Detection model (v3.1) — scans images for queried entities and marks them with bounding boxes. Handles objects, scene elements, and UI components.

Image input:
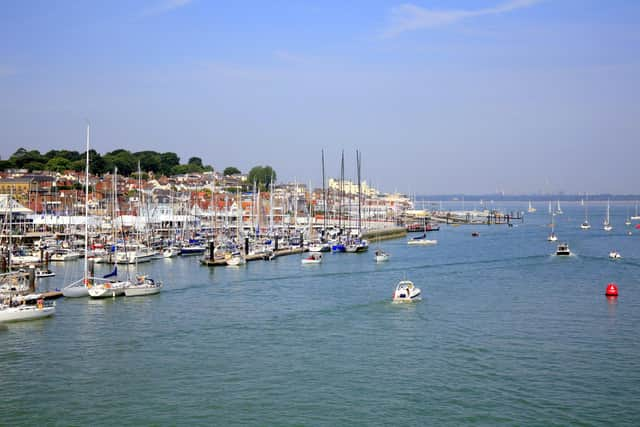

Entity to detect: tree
[188,157,203,167]
[45,157,72,173]
[248,165,276,190]
[223,166,241,176]
[159,152,180,176]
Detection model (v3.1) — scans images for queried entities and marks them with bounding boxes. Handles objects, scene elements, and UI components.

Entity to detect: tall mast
[356,149,362,233]
[83,123,90,282]
[321,149,326,239]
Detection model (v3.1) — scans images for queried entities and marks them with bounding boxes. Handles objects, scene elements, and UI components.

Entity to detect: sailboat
[580,195,591,230]
[631,202,640,220]
[555,200,563,215]
[527,201,536,213]
[603,200,612,232]
[547,212,558,242]
[62,125,93,298]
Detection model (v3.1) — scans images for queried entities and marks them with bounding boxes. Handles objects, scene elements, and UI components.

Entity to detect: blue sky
[1,0,639,194]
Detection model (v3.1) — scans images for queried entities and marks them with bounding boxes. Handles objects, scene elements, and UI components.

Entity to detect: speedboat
[392,280,421,302]
[555,243,571,256]
[301,252,322,264]
[125,275,162,296]
[0,300,56,323]
[408,234,437,245]
[609,251,622,260]
[374,249,389,262]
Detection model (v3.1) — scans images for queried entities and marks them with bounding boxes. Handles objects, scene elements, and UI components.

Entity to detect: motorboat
[0,300,56,323]
[162,246,180,258]
[179,244,207,256]
[392,280,421,302]
[374,249,390,262]
[555,243,571,256]
[345,240,369,253]
[609,251,622,260]
[301,252,322,264]
[226,251,245,266]
[35,268,55,278]
[471,232,480,237]
[50,249,81,262]
[125,275,162,297]
[407,234,437,245]
[308,240,331,253]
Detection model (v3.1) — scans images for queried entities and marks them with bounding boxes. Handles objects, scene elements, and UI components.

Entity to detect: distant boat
[608,250,622,260]
[555,200,563,215]
[556,242,571,256]
[392,280,421,302]
[603,200,612,232]
[527,201,536,213]
[301,252,322,264]
[407,234,438,245]
[374,249,390,262]
[631,202,640,220]
[580,196,591,230]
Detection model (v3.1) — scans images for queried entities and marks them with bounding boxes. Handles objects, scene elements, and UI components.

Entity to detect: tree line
[0,148,278,188]
[0,148,213,176]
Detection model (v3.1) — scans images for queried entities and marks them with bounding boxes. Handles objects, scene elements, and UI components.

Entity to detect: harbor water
[2,202,640,425]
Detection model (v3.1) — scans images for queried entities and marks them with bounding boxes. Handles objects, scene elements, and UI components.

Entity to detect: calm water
[2,202,640,426]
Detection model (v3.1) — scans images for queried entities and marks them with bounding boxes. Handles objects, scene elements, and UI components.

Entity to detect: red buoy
[605,283,619,297]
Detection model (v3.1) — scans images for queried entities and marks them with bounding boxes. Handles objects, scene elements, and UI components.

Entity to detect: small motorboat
[392,280,421,302]
[301,252,322,264]
[471,232,480,237]
[374,249,389,262]
[555,242,571,256]
[609,251,622,260]
[35,268,56,278]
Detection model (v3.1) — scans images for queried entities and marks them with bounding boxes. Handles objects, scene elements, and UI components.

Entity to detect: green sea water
[2,202,640,426]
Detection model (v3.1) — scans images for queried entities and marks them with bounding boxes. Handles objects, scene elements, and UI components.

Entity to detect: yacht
[555,243,571,256]
[392,280,421,302]
[87,278,129,298]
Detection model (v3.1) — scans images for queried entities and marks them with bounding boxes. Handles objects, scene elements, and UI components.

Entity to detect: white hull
[0,304,55,323]
[226,256,245,266]
[62,279,89,298]
[125,284,162,296]
[408,239,437,245]
[374,254,390,262]
[88,281,128,298]
[392,280,421,302]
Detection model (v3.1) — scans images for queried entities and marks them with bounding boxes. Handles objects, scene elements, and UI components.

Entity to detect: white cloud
[143,0,192,16]
[383,0,543,38]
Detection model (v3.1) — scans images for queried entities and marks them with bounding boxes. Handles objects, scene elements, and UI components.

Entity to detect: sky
[1,0,639,194]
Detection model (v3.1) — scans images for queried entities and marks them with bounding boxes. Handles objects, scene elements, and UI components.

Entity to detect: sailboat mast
[321,149,326,239]
[84,124,90,282]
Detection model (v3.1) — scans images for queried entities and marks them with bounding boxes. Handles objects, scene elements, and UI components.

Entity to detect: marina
[2,201,640,425]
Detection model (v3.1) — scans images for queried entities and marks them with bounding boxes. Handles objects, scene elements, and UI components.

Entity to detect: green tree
[188,157,203,168]
[159,152,180,176]
[223,166,241,176]
[45,157,72,173]
[248,165,276,190]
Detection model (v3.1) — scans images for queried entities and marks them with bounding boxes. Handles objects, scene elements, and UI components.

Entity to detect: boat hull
[0,305,56,323]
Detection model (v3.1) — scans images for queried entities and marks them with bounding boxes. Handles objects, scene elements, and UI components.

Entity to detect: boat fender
[37,299,44,309]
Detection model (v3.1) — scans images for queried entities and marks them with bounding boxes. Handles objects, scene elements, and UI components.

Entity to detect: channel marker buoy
[605,283,619,297]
